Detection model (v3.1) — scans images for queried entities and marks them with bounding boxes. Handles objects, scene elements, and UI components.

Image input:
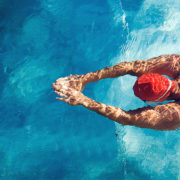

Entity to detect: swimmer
[53,54,180,131]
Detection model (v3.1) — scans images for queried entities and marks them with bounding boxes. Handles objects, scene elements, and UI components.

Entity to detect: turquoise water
[1,0,180,179]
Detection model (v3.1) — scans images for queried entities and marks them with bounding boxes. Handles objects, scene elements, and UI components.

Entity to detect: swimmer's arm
[80,96,180,130]
[55,88,180,130]
[53,54,179,92]
[82,98,180,130]
[127,103,180,130]
[81,54,179,85]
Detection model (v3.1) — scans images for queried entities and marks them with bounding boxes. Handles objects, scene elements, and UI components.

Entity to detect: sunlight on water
[109,0,180,179]
[1,0,180,179]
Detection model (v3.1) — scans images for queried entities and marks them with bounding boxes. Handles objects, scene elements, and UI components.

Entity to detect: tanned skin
[53,54,180,131]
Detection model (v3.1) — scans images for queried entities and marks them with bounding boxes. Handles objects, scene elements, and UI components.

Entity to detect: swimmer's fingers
[54,90,70,103]
[58,88,73,97]
[53,82,69,91]
[55,97,78,106]
[54,74,85,91]
[56,97,66,101]
[54,89,78,105]
[56,88,84,106]
[54,90,68,98]
[55,91,71,104]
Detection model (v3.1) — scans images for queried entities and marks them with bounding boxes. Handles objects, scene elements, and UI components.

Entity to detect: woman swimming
[53,54,180,131]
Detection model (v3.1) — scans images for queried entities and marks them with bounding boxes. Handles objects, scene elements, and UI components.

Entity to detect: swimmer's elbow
[138,114,180,131]
[155,116,180,130]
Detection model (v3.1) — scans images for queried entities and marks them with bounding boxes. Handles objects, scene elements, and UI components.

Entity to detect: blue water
[1,0,180,179]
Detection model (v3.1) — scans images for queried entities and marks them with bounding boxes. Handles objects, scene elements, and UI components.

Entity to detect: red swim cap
[133,73,175,102]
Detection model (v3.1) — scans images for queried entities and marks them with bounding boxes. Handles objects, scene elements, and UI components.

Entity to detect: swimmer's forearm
[81,60,145,85]
[81,96,133,125]
[82,62,132,85]
[81,96,151,129]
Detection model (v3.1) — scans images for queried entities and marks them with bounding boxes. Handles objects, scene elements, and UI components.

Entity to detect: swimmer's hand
[53,74,85,92]
[54,87,85,106]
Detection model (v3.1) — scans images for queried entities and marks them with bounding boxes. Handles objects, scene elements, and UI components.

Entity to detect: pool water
[1,0,180,179]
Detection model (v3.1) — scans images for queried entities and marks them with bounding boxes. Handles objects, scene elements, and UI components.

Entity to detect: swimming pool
[1,0,180,179]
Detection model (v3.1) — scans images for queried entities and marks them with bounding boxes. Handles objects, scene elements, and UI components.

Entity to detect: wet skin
[53,54,180,131]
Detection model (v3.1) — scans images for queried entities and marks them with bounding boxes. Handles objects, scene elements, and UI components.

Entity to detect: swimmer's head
[133,73,175,102]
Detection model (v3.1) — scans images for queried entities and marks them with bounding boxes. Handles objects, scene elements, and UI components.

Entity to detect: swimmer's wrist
[80,95,98,108]
[81,96,91,107]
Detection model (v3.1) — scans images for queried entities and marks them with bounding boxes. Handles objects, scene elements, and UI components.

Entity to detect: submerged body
[53,54,180,131]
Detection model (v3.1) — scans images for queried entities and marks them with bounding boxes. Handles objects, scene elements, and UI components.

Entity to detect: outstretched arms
[53,54,180,131]
[54,85,180,131]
